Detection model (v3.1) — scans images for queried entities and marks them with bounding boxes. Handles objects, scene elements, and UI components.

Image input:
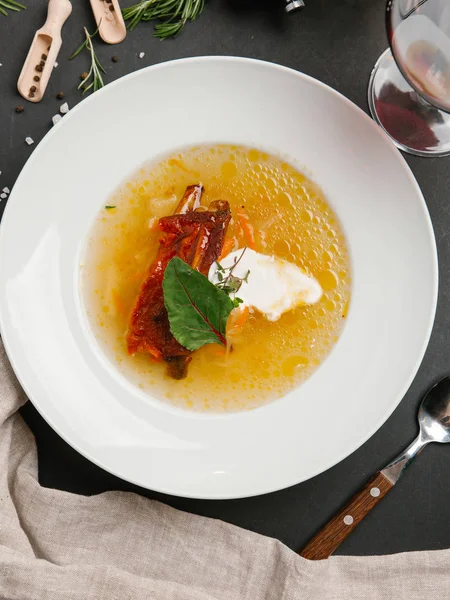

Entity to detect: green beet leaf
[162,257,235,351]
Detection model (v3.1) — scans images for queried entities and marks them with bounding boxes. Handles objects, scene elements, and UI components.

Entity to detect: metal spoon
[300,376,450,560]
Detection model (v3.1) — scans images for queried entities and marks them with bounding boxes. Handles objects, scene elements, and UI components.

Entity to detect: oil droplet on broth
[273,239,291,258]
[221,161,238,178]
[276,191,294,210]
[317,269,339,291]
[324,299,336,312]
[82,144,351,413]
[282,356,309,377]
[301,209,313,222]
[248,149,260,162]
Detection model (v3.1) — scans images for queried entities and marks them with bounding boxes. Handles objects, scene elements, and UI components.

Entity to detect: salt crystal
[52,114,62,126]
[54,62,58,68]
[0,64,2,67]
[2,187,10,194]
[0,193,7,200]
[139,52,145,59]
[25,137,34,145]
[59,102,69,114]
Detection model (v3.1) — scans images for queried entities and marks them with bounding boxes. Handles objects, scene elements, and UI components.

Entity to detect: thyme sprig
[215,248,250,306]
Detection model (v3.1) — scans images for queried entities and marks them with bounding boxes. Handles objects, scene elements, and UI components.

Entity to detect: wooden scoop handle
[46,0,72,35]
[299,472,394,560]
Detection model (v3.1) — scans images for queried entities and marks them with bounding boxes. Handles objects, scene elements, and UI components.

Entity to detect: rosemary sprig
[69,25,106,95]
[0,0,25,16]
[122,0,205,38]
[121,0,155,30]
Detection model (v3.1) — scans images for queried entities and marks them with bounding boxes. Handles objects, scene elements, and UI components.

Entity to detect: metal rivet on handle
[343,515,354,525]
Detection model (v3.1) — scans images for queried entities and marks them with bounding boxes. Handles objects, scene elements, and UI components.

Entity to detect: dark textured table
[1,0,449,556]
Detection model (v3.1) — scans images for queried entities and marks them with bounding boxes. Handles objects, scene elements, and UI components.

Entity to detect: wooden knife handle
[299,471,394,560]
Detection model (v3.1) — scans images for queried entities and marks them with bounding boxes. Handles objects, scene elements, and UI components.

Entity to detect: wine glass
[368,0,450,156]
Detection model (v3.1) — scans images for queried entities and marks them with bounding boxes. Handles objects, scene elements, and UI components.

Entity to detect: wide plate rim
[0,56,438,499]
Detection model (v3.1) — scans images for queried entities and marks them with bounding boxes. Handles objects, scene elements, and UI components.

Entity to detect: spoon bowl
[419,375,450,443]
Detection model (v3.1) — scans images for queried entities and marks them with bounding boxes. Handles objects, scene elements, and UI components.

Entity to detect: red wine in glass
[369,0,450,156]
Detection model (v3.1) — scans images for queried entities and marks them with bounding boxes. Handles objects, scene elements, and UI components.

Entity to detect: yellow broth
[81,145,351,412]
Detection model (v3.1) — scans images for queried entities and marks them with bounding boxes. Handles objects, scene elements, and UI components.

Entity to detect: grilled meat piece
[127,185,231,380]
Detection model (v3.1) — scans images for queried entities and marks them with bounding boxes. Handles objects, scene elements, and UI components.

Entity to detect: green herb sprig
[122,0,205,38]
[69,25,106,95]
[215,248,250,304]
[0,0,25,16]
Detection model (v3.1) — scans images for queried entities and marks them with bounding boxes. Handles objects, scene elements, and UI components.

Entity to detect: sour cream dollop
[208,248,322,321]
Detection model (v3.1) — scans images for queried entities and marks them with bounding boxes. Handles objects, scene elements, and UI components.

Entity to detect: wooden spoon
[89,0,126,45]
[17,0,72,103]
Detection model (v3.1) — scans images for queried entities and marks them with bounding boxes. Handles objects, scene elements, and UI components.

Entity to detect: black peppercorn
[112,55,119,63]
[81,72,88,80]
[15,105,24,113]
[33,75,40,82]
[41,53,47,60]
[56,91,65,100]
[30,85,37,92]
[36,64,43,72]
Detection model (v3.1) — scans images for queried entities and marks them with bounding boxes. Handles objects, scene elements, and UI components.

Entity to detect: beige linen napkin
[0,340,448,600]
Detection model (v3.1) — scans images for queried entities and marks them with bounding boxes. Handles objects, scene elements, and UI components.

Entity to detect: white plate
[0,57,438,499]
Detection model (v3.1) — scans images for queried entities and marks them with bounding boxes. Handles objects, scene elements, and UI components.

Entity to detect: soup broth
[82,145,351,412]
